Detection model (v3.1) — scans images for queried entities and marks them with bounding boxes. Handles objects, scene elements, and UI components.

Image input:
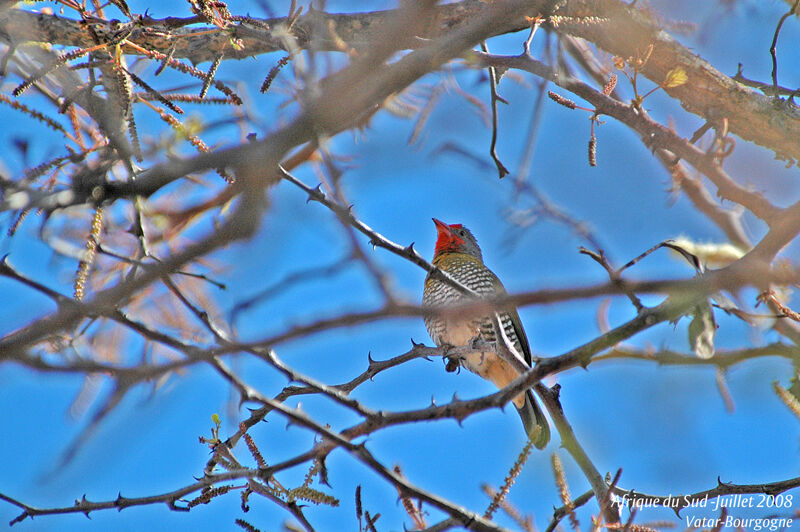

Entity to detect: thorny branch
[1,0,798,160]
[475,51,784,223]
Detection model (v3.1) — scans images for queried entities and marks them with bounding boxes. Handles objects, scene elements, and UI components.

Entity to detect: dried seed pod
[261,54,291,94]
[548,91,577,110]
[603,73,618,95]
[200,53,223,100]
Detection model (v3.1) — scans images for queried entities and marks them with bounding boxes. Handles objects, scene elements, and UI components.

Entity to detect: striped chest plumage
[422,252,526,363]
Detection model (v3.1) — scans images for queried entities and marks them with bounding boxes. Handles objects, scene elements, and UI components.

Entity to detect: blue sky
[1,1,799,530]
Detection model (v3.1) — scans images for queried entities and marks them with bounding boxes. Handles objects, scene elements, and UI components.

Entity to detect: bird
[422,218,550,448]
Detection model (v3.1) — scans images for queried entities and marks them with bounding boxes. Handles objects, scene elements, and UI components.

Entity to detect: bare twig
[770,0,800,90]
[480,41,509,178]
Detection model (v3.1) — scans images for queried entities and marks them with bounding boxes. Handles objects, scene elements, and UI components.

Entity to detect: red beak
[432,218,450,233]
[432,218,462,256]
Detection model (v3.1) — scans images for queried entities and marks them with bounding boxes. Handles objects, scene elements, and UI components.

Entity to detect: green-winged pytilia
[422,218,550,448]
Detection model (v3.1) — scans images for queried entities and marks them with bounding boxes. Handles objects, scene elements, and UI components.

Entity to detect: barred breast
[422,253,526,360]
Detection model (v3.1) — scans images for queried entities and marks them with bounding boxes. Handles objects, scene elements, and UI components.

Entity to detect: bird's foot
[441,344,461,373]
[445,357,461,373]
[469,335,483,350]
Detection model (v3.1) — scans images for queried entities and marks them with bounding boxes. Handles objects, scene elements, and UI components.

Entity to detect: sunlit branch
[474,51,781,223]
[596,344,800,368]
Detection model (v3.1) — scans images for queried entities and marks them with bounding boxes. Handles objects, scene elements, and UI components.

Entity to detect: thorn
[308,184,324,202]
[237,392,251,408]
[551,383,561,399]
[410,337,423,347]
[430,395,436,406]
[246,132,258,142]
[451,392,460,402]
[367,353,379,380]
[116,492,128,511]
[403,242,416,254]
[78,495,91,518]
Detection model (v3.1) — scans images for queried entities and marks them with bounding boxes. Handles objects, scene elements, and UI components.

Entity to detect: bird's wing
[506,307,532,367]
[481,267,533,368]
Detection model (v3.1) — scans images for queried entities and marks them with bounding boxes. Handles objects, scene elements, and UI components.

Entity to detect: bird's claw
[444,356,461,373]
[440,344,461,373]
[469,335,482,350]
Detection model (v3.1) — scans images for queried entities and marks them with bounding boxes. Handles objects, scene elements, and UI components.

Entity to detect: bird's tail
[516,390,550,449]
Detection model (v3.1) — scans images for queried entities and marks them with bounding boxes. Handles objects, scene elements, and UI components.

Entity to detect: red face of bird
[432,218,483,260]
